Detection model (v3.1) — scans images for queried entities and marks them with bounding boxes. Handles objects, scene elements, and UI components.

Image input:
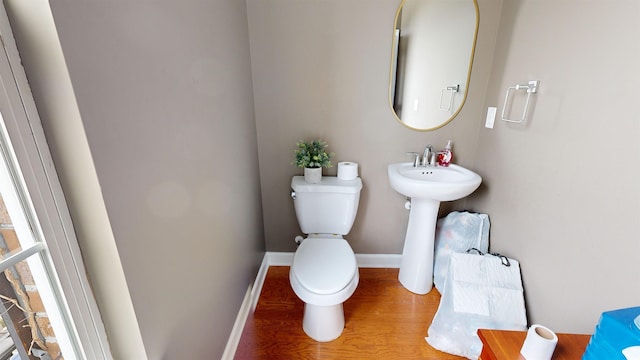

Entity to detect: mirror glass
[389,0,478,131]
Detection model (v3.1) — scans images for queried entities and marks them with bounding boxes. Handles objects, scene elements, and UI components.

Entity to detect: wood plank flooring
[234,266,463,359]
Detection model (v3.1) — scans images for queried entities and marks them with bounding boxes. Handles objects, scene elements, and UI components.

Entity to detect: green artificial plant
[293,139,334,168]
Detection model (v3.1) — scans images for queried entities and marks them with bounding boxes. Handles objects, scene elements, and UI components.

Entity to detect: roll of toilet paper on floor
[520,324,558,360]
[337,162,358,180]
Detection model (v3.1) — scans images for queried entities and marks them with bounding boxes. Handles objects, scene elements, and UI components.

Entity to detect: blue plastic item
[583,306,640,360]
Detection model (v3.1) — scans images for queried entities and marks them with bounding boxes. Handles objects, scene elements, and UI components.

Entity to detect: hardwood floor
[234,266,463,359]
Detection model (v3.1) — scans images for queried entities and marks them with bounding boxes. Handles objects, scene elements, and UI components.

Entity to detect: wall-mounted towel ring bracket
[500,80,540,123]
[439,84,460,112]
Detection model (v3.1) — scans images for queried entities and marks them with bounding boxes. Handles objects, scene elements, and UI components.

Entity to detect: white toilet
[289,175,362,342]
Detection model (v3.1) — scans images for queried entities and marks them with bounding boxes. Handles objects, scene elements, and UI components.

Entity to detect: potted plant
[293,139,333,183]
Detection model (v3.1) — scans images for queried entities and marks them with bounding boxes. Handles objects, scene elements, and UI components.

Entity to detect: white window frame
[0,113,78,358]
[0,5,112,360]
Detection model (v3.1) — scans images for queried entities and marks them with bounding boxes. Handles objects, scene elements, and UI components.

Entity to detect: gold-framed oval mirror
[389,0,479,131]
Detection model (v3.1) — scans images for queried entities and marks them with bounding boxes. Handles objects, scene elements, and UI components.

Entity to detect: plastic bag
[433,211,490,293]
[426,252,527,359]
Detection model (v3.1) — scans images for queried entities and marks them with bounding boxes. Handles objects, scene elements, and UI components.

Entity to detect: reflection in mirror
[389,0,479,131]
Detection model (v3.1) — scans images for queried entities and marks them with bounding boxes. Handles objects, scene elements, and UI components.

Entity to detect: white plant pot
[304,167,322,183]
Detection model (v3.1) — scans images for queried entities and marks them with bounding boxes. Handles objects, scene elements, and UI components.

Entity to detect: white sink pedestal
[398,198,440,294]
[387,162,482,295]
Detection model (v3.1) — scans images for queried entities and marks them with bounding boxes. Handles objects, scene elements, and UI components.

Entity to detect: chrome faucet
[422,145,433,166]
[406,152,420,167]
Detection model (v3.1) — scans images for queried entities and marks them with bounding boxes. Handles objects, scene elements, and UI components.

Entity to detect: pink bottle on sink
[437,140,453,167]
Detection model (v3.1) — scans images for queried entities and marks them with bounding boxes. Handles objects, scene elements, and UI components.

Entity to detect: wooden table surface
[478,329,591,360]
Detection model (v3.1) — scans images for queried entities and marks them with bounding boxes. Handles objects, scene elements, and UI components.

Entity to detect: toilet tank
[291,176,362,235]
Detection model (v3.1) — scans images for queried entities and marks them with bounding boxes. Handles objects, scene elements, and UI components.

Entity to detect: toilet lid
[292,238,357,295]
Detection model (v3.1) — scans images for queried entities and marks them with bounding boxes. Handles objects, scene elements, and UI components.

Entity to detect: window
[0,119,76,358]
[0,7,112,360]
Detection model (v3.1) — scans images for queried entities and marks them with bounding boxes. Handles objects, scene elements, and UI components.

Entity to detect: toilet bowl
[289,236,359,342]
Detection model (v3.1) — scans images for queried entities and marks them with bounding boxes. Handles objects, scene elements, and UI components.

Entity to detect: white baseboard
[264,251,294,266]
[250,254,271,310]
[355,253,402,268]
[221,286,252,360]
[262,251,402,268]
[222,251,401,359]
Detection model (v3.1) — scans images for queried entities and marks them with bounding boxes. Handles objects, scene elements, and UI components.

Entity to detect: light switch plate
[485,107,497,128]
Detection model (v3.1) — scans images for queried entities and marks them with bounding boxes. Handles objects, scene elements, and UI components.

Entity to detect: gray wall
[468,0,640,334]
[8,0,265,358]
[247,0,502,253]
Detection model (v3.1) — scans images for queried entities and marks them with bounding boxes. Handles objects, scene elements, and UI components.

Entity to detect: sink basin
[387,162,482,294]
[388,162,482,202]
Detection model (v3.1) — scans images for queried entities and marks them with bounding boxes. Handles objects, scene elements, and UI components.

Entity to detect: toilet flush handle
[291,189,296,200]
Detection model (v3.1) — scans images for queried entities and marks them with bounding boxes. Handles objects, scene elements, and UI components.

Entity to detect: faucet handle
[406,152,420,167]
[429,152,438,166]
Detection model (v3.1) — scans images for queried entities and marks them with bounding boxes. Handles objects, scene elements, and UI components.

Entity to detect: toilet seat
[291,237,357,295]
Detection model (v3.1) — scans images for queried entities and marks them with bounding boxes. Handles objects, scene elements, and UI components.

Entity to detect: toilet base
[302,303,345,342]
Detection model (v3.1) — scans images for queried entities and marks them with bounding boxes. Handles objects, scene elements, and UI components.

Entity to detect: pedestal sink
[388,162,482,294]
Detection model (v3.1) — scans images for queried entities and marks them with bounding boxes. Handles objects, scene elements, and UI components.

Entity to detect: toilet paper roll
[337,162,358,180]
[520,324,558,360]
